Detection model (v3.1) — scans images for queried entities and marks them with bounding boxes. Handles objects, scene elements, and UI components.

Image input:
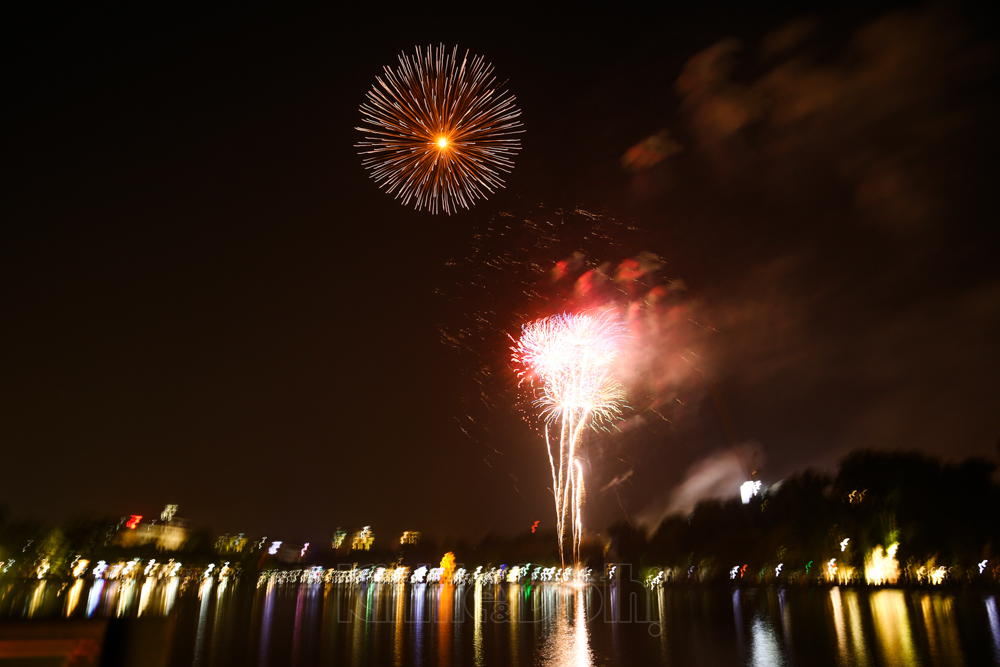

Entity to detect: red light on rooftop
[126,515,142,529]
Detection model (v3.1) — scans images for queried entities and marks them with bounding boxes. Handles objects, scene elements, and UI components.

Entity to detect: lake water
[6,576,1000,666]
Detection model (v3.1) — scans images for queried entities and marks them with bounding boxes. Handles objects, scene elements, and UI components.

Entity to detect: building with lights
[115,518,189,551]
[352,526,374,551]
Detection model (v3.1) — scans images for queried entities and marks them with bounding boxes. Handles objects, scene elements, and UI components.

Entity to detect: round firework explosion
[356,44,523,215]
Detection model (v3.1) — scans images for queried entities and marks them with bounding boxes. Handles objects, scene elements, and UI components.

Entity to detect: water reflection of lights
[27,580,47,617]
[438,583,454,667]
[473,583,484,667]
[919,593,965,665]
[164,576,180,615]
[7,572,993,665]
[986,596,1000,665]
[65,578,85,617]
[394,584,405,667]
[749,612,783,667]
[537,587,593,667]
[830,587,868,667]
[870,590,917,666]
[258,580,277,667]
[116,579,136,617]
[137,576,155,616]
[86,579,105,617]
[193,577,214,667]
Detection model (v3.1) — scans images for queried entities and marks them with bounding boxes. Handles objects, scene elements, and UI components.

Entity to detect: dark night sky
[2,2,998,545]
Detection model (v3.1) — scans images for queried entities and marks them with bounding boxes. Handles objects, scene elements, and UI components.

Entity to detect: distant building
[332,529,348,549]
[400,531,421,546]
[216,533,248,554]
[352,526,374,551]
[116,519,189,551]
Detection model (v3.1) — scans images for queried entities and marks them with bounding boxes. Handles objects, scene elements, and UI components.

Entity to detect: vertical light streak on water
[845,589,870,666]
[394,584,405,667]
[749,611,785,667]
[453,584,464,666]
[320,583,342,665]
[258,580,276,667]
[104,581,120,618]
[116,579,135,618]
[350,586,367,667]
[537,587,593,667]
[508,584,519,667]
[532,585,542,653]
[413,584,426,667]
[778,588,793,657]
[438,584,454,667]
[365,585,375,663]
[192,577,214,667]
[473,583,484,667]
[163,577,180,615]
[831,587,850,664]
[986,596,1000,665]
[291,583,308,667]
[372,584,386,666]
[870,590,916,666]
[919,594,963,667]
[921,595,941,663]
[306,582,322,664]
[656,588,668,663]
[86,579,105,617]
[26,580,47,618]
[732,589,746,657]
[573,588,593,667]
[65,579,84,617]
[610,583,621,660]
[209,577,228,667]
[137,577,154,617]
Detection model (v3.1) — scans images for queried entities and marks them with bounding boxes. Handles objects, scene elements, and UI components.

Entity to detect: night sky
[3,2,998,546]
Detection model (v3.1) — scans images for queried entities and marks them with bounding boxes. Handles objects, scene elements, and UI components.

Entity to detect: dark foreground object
[0,618,174,667]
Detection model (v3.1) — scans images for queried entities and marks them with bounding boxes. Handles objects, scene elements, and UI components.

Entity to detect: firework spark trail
[356,44,523,214]
[512,311,626,566]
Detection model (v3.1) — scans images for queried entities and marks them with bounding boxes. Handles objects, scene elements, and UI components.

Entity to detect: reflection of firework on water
[513,310,625,566]
[356,44,523,215]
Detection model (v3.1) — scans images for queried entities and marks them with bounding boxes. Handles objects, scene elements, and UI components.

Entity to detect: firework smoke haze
[356,44,523,214]
[513,310,626,565]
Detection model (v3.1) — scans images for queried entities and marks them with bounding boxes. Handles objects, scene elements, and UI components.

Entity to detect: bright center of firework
[437,136,449,149]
